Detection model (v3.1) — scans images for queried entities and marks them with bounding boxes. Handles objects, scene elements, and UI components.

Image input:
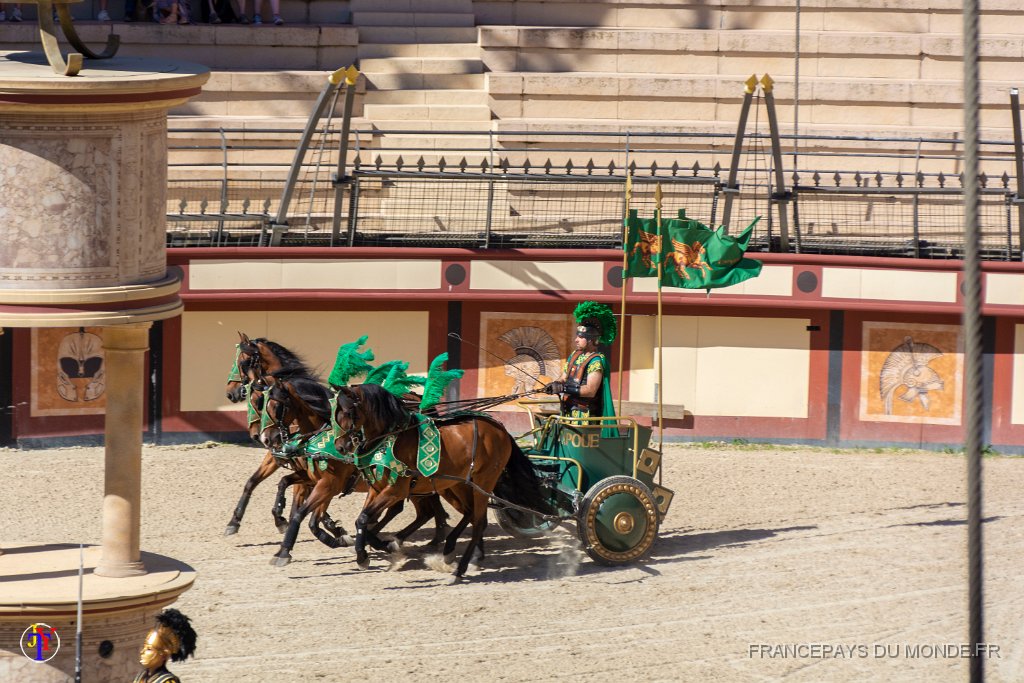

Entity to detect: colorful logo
[21,623,60,663]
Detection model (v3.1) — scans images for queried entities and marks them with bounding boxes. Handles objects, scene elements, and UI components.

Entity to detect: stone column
[95,322,152,578]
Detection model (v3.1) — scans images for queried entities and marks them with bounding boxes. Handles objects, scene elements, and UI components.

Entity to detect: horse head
[225,332,253,402]
[245,381,265,442]
[332,386,364,454]
[332,384,411,454]
[261,376,331,450]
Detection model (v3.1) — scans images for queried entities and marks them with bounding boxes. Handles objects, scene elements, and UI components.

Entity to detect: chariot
[498,398,674,565]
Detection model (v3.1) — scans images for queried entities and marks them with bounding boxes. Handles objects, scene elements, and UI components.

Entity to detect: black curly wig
[155,608,197,662]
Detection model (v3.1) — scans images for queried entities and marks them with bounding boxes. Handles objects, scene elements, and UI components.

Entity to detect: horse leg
[439,488,473,564]
[271,477,334,566]
[286,478,310,531]
[453,490,491,581]
[272,472,304,533]
[354,484,408,569]
[225,451,279,535]
[308,473,355,548]
[368,500,406,552]
[391,494,448,548]
[320,511,342,539]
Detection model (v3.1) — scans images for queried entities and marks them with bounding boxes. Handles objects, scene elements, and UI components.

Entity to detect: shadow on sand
[282,523,819,585]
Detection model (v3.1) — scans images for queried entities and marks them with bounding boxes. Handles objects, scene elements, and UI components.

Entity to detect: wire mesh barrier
[165,126,1024,259]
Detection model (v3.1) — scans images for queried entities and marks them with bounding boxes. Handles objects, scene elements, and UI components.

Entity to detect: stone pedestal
[0,545,195,682]
[0,52,208,681]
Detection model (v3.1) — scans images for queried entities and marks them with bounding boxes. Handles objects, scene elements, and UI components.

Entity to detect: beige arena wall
[1015,324,1024,426]
[180,309,429,412]
[629,314,811,418]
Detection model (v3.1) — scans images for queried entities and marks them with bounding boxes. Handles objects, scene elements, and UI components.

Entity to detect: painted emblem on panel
[498,326,562,394]
[879,337,944,414]
[31,327,108,417]
[478,312,574,410]
[860,322,962,425]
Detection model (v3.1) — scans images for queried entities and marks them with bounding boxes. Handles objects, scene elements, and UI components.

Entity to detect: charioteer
[544,301,617,422]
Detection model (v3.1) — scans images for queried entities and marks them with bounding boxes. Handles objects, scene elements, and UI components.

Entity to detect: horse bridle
[332,390,365,453]
[332,387,419,456]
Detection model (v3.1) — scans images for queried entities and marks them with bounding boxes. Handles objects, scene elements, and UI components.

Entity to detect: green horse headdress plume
[573,301,617,345]
[419,352,464,410]
[365,360,426,397]
[328,336,375,388]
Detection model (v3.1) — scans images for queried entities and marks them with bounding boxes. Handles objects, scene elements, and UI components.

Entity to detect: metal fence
[166,126,1024,260]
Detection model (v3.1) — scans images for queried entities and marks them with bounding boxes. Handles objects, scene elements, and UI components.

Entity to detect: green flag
[661,216,763,290]
[623,209,661,278]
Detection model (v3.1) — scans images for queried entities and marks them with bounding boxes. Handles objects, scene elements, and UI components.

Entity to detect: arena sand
[3,442,1023,682]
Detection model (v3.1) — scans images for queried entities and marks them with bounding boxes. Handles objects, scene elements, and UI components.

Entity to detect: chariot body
[498,398,674,565]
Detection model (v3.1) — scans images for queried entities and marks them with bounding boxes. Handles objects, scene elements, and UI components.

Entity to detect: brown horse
[262,375,450,566]
[223,334,325,537]
[334,383,550,580]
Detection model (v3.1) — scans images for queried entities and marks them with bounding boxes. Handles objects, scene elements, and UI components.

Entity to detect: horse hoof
[356,556,370,570]
[446,574,465,585]
[223,524,240,536]
[276,522,289,534]
[339,534,355,548]
[443,551,457,565]
[387,540,402,554]
[269,555,291,567]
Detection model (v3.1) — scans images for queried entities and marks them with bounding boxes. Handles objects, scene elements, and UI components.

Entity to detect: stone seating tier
[6,14,1019,180]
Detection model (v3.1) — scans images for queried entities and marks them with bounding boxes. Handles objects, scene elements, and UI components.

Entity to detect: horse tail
[492,438,554,516]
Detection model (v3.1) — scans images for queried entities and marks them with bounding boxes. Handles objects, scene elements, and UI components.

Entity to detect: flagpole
[617,172,633,417]
[655,183,664,453]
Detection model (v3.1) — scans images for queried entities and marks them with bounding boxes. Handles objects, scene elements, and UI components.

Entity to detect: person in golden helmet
[133,608,197,683]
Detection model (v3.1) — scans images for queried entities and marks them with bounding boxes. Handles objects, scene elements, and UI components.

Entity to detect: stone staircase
[352,0,491,163]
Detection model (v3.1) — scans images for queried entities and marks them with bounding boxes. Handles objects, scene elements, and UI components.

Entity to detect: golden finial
[760,74,774,93]
[745,74,758,94]
[625,172,633,202]
[330,65,360,86]
[655,183,663,210]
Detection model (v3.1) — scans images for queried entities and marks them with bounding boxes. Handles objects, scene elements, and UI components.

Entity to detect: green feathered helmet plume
[420,353,464,410]
[573,301,617,345]
[328,336,375,388]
